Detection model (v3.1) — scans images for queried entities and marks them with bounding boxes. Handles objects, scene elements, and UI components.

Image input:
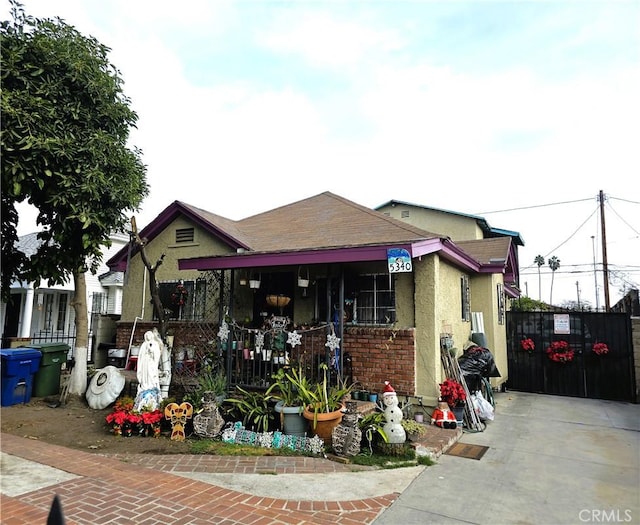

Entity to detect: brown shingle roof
[235,192,442,252]
[456,237,512,265]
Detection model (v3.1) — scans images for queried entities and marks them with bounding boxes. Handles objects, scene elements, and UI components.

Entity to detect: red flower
[520,338,535,352]
[546,340,575,363]
[141,410,162,425]
[592,342,609,356]
[439,379,466,407]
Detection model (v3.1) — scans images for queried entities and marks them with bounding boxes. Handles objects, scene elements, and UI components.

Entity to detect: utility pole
[575,281,581,309]
[591,235,600,311]
[599,190,611,312]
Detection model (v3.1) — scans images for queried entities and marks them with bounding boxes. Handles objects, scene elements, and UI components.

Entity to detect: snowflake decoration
[307,435,325,454]
[257,431,274,448]
[217,320,229,343]
[287,330,302,348]
[254,331,265,352]
[325,333,341,351]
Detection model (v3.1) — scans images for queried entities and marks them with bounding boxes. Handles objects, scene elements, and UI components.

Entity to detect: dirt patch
[0,395,193,455]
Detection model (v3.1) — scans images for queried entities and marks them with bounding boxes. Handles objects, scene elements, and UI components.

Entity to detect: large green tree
[1,2,148,394]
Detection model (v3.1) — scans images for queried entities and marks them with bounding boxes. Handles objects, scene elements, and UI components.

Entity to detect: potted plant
[358,411,388,455]
[196,366,227,405]
[299,364,353,445]
[439,378,466,408]
[224,386,274,433]
[265,366,309,437]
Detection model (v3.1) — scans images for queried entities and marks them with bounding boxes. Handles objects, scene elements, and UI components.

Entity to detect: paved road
[374,390,640,525]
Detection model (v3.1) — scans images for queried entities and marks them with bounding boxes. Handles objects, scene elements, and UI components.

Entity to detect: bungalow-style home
[0,232,129,366]
[107,192,523,405]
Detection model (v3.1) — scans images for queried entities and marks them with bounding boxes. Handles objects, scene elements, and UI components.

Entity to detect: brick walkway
[0,433,398,524]
[1,421,461,524]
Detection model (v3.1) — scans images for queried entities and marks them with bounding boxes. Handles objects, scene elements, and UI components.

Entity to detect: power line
[477,197,594,215]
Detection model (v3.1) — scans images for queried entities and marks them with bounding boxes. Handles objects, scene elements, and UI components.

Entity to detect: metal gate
[506,311,635,402]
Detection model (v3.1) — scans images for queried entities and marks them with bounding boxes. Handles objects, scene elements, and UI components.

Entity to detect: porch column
[19,283,35,338]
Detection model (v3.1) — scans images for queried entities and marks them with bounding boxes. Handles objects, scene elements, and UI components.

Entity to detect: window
[56,294,68,331]
[461,275,470,322]
[401,210,410,218]
[175,228,195,243]
[497,283,505,325]
[157,279,207,321]
[353,274,396,325]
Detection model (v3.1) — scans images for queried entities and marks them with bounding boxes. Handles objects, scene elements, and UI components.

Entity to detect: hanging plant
[520,338,535,352]
[546,340,575,363]
[592,342,610,356]
[171,281,188,306]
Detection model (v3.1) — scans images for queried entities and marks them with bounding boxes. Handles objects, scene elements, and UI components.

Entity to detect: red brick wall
[343,327,416,396]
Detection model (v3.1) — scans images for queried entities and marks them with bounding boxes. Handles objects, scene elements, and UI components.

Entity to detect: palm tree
[534,255,545,301]
[548,256,561,306]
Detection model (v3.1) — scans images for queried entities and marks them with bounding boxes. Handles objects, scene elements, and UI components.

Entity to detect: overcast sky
[7,0,640,308]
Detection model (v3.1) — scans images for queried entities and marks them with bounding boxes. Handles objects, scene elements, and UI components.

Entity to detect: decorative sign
[387,248,412,273]
[553,314,571,335]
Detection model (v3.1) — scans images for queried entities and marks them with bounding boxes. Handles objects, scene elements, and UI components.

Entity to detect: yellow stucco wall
[122,217,234,321]
[412,255,477,404]
[469,273,508,387]
[378,205,484,241]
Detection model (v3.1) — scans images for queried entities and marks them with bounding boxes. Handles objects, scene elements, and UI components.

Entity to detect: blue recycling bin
[0,348,42,406]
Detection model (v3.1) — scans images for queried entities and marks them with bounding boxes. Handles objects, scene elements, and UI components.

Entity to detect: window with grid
[157,279,207,321]
[461,275,471,322]
[353,274,396,325]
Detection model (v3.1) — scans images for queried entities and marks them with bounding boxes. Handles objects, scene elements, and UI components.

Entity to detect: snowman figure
[382,381,406,444]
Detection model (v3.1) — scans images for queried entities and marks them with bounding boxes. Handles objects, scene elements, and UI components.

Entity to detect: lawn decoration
[381,381,406,444]
[164,402,193,441]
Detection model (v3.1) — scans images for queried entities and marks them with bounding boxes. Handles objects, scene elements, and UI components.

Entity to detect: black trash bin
[29,343,70,397]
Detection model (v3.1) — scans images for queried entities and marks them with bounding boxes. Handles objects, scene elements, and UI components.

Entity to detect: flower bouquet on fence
[520,338,535,352]
[545,341,575,363]
[592,342,609,356]
[439,378,466,408]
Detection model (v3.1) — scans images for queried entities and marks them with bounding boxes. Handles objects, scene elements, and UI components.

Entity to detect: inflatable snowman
[382,381,406,444]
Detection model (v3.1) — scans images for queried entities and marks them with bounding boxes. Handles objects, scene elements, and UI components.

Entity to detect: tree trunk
[68,269,88,395]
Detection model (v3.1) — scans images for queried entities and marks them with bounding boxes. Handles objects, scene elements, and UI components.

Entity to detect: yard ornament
[381,381,406,444]
[431,399,458,429]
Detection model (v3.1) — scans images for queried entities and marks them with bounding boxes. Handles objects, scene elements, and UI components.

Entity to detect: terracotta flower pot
[302,403,345,446]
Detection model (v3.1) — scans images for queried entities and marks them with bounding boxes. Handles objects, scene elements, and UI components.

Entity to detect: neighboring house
[108,192,523,404]
[0,232,129,365]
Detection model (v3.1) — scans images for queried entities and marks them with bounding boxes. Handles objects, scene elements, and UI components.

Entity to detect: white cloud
[259,11,405,68]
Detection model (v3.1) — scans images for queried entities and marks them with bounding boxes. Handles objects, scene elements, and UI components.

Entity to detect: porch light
[249,273,261,289]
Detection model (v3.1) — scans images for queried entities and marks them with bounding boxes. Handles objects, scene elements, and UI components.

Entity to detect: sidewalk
[0,421,460,524]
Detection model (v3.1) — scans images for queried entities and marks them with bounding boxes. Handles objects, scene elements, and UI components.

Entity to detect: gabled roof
[108,192,486,272]
[237,192,444,251]
[375,199,524,246]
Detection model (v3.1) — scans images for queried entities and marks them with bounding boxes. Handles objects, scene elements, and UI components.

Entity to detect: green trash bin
[29,343,70,397]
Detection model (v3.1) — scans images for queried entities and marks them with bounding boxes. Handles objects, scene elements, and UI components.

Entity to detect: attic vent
[401,210,410,218]
[175,228,195,243]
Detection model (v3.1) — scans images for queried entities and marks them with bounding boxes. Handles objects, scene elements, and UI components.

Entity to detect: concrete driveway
[374,390,640,525]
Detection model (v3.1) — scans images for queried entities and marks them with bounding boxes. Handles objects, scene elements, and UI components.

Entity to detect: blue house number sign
[387,248,412,273]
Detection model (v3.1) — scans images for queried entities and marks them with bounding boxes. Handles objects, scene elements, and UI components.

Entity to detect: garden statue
[381,381,406,444]
[193,392,225,438]
[134,330,163,412]
[157,329,172,399]
[431,399,458,429]
[332,400,362,457]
